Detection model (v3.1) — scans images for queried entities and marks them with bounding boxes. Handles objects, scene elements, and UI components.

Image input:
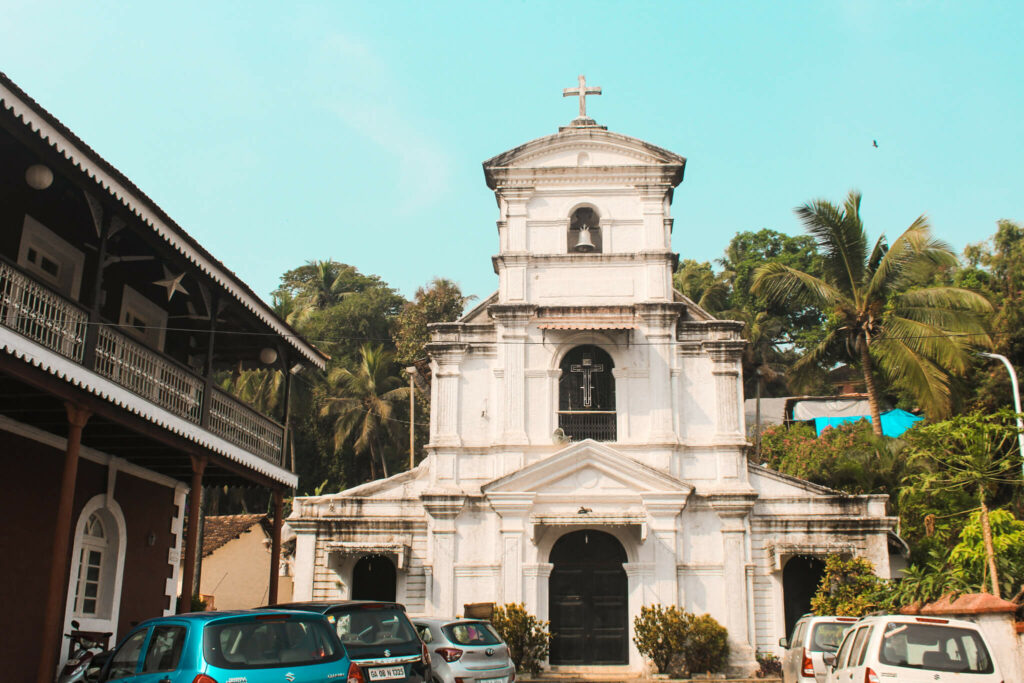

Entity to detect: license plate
[368,666,406,681]
[479,678,506,683]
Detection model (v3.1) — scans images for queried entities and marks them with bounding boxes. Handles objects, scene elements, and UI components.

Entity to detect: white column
[423,495,466,617]
[705,340,745,438]
[710,495,758,676]
[638,304,681,442]
[489,493,534,604]
[624,562,655,668]
[491,305,535,445]
[427,336,467,448]
[291,529,316,601]
[645,495,685,606]
[523,563,553,620]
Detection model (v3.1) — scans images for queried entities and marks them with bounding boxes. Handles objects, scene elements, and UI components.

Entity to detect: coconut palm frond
[895,287,994,314]
[880,316,978,375]
[796,193,868,295]
[752,262,843,310]
[874,335,953,418]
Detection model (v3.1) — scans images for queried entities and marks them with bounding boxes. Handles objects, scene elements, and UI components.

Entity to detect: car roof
[137,609,315,626]
[267,600,407,613]
[413,617,490,627]
[855,614,982,629]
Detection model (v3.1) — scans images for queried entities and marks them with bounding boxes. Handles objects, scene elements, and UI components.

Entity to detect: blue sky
[4,1,1022,304]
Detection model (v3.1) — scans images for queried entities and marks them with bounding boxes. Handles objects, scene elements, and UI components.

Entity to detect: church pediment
[483,128,685,188]
[483,440,693,498]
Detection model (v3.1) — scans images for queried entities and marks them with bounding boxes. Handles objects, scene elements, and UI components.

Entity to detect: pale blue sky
[4,1,1022,303]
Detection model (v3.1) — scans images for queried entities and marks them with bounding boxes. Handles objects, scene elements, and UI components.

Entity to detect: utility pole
[979,352,1024,477]
[406,366,417,470]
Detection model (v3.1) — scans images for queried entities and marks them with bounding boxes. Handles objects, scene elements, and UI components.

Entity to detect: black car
[268,601,431,683]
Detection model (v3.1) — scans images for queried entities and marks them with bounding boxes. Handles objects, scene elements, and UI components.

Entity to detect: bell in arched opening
[568,207,602,253]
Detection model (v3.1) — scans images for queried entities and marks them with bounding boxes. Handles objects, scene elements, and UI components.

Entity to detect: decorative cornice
[420,493,467,519]
[488,304,537,327]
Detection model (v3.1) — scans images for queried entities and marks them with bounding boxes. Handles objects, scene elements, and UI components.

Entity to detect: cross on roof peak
[563,74,602,121]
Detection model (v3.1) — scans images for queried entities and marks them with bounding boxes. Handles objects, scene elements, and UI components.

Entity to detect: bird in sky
[873,139,879,148]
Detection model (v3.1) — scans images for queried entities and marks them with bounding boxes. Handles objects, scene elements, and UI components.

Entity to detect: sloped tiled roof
[202,514,268,557]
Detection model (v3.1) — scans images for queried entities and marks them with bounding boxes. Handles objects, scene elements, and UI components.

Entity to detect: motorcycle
[57,621,111,683]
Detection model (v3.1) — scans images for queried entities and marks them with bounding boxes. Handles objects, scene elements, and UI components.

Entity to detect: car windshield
[810,622,853,652]
[878,622,994,673]
[442,622,502,646]
[330,606,419,657]
[203,616,343,670]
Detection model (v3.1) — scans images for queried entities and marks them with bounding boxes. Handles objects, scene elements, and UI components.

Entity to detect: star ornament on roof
[154,266,189,302]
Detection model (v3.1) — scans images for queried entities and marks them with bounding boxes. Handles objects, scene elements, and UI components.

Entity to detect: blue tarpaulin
[813,408,923,437]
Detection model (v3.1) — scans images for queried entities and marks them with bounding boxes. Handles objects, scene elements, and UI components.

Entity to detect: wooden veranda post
[38,403,91,683]
[268,489,284,605]
[179,455,206,612]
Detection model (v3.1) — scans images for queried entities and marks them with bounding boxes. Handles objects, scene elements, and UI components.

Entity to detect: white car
[823,614,1001,683]
[780,614,859,683]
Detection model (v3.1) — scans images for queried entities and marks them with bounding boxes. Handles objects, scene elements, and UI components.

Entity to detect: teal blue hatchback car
[94,610,361,683]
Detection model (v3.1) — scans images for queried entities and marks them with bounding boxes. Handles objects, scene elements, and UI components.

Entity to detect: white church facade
[290,83,897,675]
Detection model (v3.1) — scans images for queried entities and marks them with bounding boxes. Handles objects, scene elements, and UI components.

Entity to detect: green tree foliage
[904,409,1024,597]
[673,259,731,313]
[958,220,1024,411]
[753,190,992,429]
[632,605,730,676]
[489,603,551,675]
[758,421,915,511]
[949,509,1024,599]
[810,555,886,616]
[394,277,473,366]
[319,344,409,481]
[720,228,824,348]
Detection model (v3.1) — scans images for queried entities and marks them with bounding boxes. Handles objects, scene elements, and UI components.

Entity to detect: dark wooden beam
[178,455,206,613]
[268,489,284,605]
[37,403,90,683]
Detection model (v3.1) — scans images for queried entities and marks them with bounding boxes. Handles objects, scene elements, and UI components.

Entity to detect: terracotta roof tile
[202,514,268,558]
[900,592,1018,616]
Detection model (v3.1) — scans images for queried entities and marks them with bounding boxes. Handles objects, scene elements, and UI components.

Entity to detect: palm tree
[673,259,732,312]
[319,344,408,481]
[752,190,992,433]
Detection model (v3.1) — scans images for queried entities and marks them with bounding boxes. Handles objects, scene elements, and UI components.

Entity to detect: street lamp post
[979,352,1024,477]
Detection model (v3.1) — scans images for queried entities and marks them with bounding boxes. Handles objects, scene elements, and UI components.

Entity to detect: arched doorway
[351,554,397,602]
[782,556,826,638]
[549,530,628,665]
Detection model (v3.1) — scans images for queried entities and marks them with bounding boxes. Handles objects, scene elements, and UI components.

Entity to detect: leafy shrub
[756,651,782,678]
[810,555,886,616]
[633,605,729,676]
[490,603,551,674]
[632,604,688,674]
[684,614,730,674]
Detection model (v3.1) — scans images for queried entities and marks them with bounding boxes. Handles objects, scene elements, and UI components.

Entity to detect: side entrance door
[548,529,628,665]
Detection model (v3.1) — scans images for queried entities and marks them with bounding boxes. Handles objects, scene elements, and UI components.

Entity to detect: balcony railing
[209,387,284,466]
[94,326,205,423]
[0,260,284,467]
[558,411,617,442]
[0,261,88,361]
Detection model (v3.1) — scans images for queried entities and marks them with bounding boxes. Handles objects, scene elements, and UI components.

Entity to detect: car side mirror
[778,637,788,648]
[823,652,836,669]
[86,650,113,683]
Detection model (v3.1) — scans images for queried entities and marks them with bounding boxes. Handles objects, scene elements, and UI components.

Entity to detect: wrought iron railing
[0,261,88,361]
[558,411,617,442]
[94,326,205,423]
[0,259,285,467]
[208,388,285,465]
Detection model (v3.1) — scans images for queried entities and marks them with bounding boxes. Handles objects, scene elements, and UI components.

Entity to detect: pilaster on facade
[704,338,745,438]
[709,492,758,672]
[489,304,536,445]
[426,334,469,448]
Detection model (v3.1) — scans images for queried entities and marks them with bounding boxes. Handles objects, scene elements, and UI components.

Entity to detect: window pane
[108,629,148,680]
[83,598,97,614]
[143,625,187,673]
[204,617,344,669]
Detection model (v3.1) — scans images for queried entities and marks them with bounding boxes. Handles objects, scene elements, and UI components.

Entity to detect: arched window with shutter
[557,345,616,441]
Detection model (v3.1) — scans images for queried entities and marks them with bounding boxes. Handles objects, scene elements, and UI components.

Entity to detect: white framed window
[64,496,127,640]
[17,215,85,300]
[120,285,167,351]
[73,513,107,615]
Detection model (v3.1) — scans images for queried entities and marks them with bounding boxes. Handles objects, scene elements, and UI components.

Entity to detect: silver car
[780,614,858,683]
[414,618,516,683]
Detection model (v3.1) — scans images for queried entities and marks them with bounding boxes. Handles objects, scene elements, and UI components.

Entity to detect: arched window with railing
[558,345,616,441]
[568,207,602,253]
